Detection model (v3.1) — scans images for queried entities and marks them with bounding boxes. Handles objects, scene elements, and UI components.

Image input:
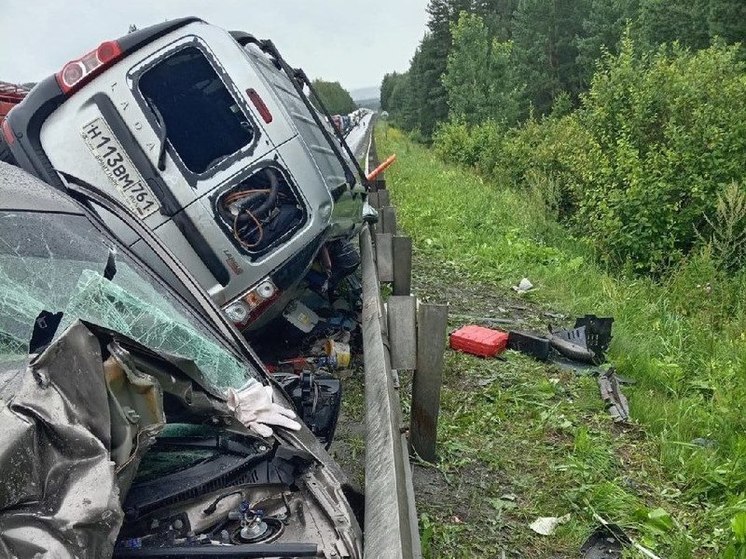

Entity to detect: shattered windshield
[0,210,256,391]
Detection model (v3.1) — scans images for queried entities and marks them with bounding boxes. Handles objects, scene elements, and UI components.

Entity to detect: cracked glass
[0,210,256,391]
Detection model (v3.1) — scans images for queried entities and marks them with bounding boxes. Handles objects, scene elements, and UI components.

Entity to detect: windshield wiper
[149,102,169,171]
[112,543,318,558]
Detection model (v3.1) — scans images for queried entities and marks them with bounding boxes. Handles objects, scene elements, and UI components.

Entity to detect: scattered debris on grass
[449,324,508,357]
[507,331,551,361]
[580,524,625,559]
[529,514,571,536]
[591,512,664,559]
[598,369,631,423]
[512,277,535,294]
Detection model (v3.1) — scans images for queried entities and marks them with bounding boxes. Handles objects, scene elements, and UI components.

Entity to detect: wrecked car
[2,17,367,336]
[0,162,362,558]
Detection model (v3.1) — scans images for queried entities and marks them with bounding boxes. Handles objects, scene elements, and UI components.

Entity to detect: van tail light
[223,277,279,329]
[56,40,123,95]
[246,88,273,123]
[2,120,14,145]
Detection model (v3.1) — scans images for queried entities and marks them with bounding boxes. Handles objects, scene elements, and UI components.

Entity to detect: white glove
[226,381,302,438]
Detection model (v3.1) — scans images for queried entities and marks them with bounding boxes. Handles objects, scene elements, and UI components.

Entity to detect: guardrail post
[410,303,448,462]
[388,295,417,370]
[381,206,397,235]
[392,236,413,296]
[376,233,394,282]
[377,189,390,208]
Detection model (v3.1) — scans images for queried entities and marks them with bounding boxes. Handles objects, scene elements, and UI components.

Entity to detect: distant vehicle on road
[0,82,28,125]
[2,18,368,334]
[0,82,29,162]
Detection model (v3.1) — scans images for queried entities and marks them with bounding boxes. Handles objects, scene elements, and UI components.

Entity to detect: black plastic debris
[274,370,341,449]
[598,368,630,422]
[548,314,614,365]
[548,325,597,364]
[580,524,626,559]
[506,315,614,370]
[547,353,602,376]
[575,315,614,357]
[507,331,550,361]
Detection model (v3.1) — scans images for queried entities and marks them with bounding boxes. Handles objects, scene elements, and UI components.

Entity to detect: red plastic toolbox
[449,325,509,357]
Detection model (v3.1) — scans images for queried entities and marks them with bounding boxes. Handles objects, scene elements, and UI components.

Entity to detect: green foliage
[576,38,746,272]
[512,0,590,114]
[697,182,746,273]
[383,0,746,142]
[386,72,413,129]
[636,0,711,51]
[383,0,472,140]
[433,119,503,175]
[725,513,746,558]
[379,124,746,557]
[380,72,401,111]
[310,79,356,115]
[575,0,640,86]
[434,38,746,274]
[708,0,746,48]
[436,113,606,220]
[442,12,524,126]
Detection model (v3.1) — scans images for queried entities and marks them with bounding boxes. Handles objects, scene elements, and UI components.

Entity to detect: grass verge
[377,124,746,558]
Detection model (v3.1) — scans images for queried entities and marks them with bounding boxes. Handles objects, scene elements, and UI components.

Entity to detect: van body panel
[6,18,365,332]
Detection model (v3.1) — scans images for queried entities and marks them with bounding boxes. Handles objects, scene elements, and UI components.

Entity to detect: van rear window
[139,46,253,174]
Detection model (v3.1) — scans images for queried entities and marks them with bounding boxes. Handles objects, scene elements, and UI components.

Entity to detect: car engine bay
[115,428,355,558]
[214,165,307,257]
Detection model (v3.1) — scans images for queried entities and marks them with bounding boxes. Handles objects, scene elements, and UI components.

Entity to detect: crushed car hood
[0,320,362,559]
[0,321,164,558]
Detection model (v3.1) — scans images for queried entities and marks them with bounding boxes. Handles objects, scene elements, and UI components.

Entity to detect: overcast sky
[0,0,429,93]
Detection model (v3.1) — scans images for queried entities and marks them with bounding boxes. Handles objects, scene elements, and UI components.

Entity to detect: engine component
[274,370,341,449]
[214,165,306,256]
[227,503,284,544]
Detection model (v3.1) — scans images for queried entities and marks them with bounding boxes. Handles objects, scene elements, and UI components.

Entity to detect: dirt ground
[400,250,644,558]
[331,242,648,558]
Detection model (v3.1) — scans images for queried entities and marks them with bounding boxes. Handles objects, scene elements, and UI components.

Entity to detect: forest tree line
[381,0,746,274]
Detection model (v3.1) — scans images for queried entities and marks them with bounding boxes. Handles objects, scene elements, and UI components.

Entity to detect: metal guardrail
[360,124,422,559]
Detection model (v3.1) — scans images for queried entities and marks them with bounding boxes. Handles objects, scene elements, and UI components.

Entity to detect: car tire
[0,135,17,165]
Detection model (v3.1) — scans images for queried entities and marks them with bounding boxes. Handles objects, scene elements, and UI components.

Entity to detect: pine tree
[575,0,640,88]
[512,0,589,115]
[443,12,523,125]
[708,0,746,48]
[637,0,710,51]
[404,0,472,138]
[472,0,518,40]
[380,72,401,112]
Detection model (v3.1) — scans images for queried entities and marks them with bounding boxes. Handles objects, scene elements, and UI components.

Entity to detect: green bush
[498,115,610,219]
[436,37,746,274]
[575,37,746,272]
[433,120,475,166]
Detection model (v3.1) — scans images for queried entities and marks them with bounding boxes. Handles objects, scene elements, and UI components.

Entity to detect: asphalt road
[344,109,375,161]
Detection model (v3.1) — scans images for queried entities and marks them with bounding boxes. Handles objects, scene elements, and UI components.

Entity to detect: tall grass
[378,125,746,551]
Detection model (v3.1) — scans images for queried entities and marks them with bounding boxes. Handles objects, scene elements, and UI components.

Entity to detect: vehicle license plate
[81,117,160,219]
